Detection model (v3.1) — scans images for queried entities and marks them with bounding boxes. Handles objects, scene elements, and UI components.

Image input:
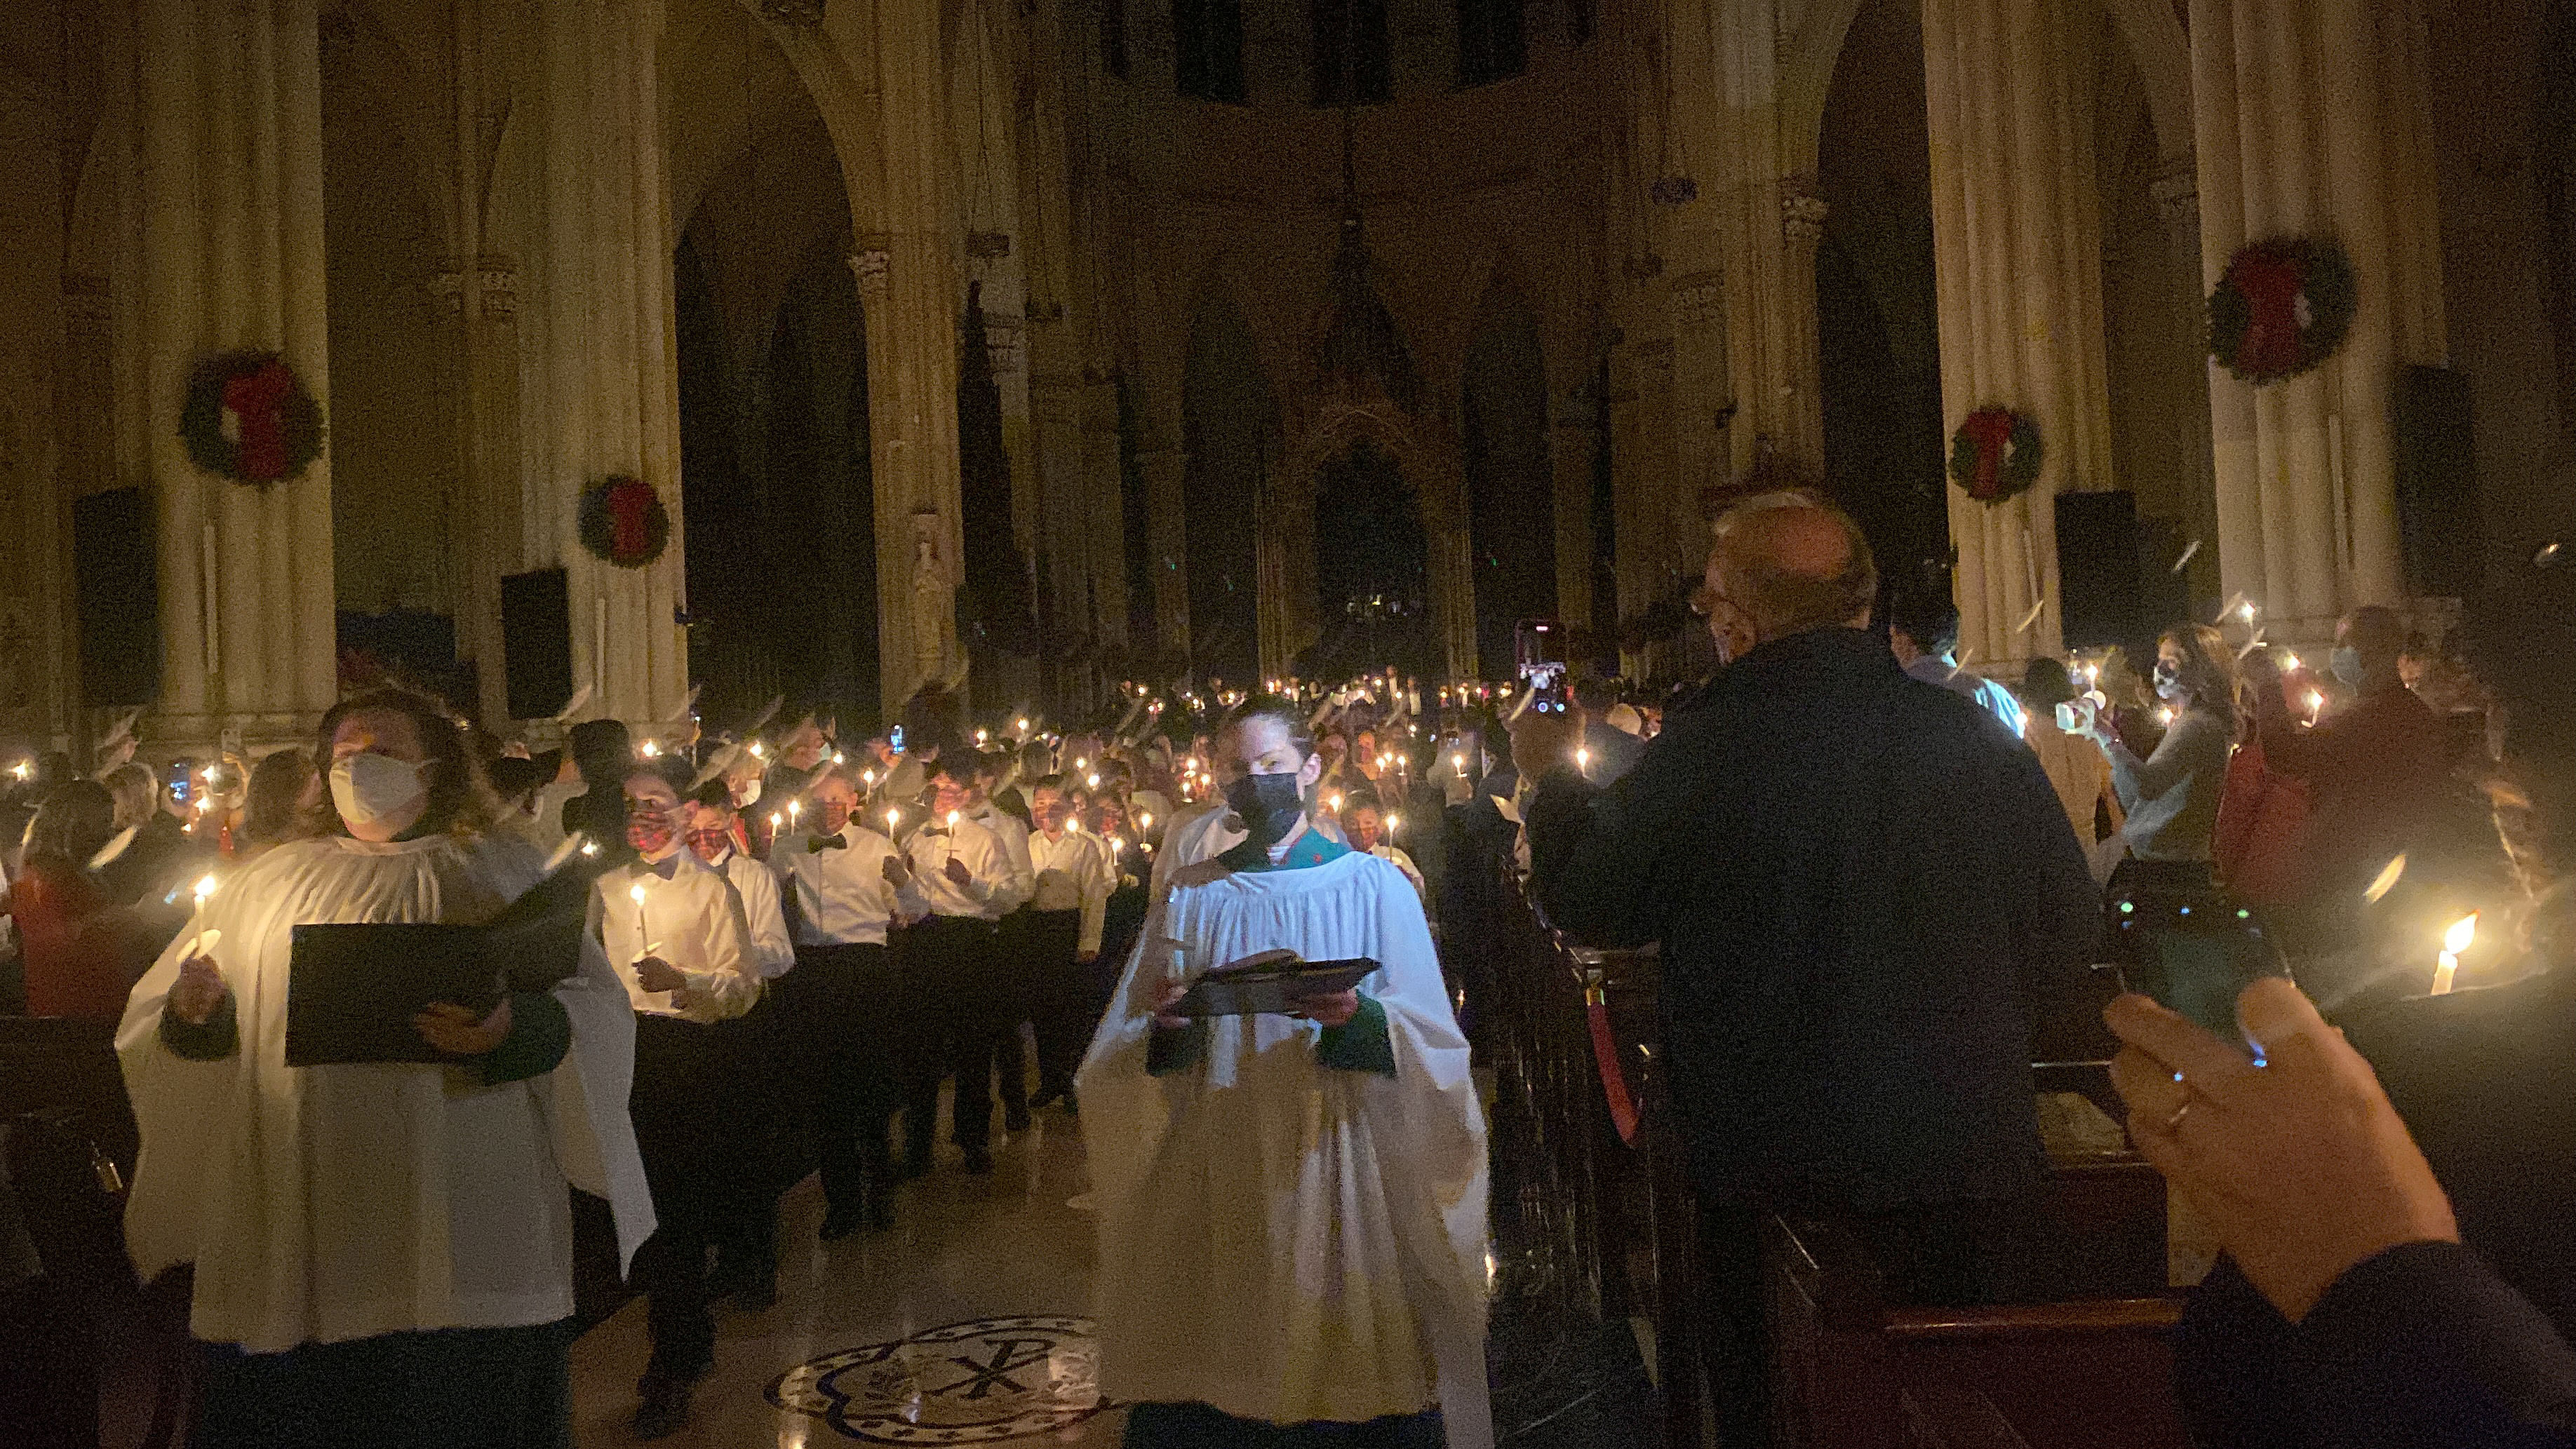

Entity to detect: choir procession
[6,0,2576,1446]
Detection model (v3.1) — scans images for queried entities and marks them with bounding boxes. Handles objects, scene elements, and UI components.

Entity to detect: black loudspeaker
[2396,364,2481,598]
[2055,490,2142,652]
[71,487,160,707]
[500,568,572,720]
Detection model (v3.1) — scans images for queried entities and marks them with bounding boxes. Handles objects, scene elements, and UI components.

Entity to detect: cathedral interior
[5,1,2576,1446]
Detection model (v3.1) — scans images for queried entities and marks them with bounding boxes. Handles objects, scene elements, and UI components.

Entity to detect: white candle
[629,881,649,945]
[2431,913,2476,995]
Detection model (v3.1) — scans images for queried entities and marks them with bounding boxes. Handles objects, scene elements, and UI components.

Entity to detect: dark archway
[1309,437,1434,680]
[1181,291,1274,685]
[1814,0,1948,607]
[1461,281,1557,677]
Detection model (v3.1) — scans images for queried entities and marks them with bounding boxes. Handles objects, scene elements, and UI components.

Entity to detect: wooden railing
[1484,871,2192,1449]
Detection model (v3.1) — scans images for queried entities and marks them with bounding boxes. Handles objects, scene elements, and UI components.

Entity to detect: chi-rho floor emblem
[769,1314,1107,1443]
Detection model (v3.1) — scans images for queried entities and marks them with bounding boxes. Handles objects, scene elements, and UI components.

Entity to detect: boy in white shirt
[1022,774,1113,1111]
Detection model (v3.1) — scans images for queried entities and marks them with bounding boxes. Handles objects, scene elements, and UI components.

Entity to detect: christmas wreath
[2208,237,2357,384]
[1947,406,2042,504]
[179,350,326,485]
[577,476,671,569]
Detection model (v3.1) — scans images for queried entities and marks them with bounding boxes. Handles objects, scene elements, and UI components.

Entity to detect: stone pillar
[429,258,521,729]
[1710,0,1827,482]
[1777,186,1831,469]
[1550,414,1597,633]
[1920,0,2117,672]
[2150,163,2223,607]
[1081,376,1129,656]
[46,276,114,736]
[1136,445,1189,660]
[862,0,968,710]
[133,0,339,752]
[1030,365,1092,694]
[2187,0,2444,637]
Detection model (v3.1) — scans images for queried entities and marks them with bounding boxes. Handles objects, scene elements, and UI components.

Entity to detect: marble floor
[572,1106,1120,1448]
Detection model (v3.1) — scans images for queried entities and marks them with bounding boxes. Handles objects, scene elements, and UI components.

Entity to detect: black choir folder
[283,868,593,1067]
[1171,950,1377,1018]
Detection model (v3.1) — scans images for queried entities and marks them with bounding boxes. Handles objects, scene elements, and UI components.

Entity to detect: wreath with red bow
[2208,237,2357,384]
[1947,406,2043,504]
[577,476,671,569]
[179,351,326,485]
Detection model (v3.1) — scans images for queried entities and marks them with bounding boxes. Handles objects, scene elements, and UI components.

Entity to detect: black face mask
[1225,771,1307,849]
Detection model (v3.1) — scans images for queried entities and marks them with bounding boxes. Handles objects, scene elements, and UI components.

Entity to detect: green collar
[1216,830,1352,874]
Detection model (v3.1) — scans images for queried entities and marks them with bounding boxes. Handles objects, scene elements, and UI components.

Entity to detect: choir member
[887,763,1024,1175]
[1022,774,1113,1112]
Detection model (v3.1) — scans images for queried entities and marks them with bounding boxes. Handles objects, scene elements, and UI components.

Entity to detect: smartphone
[1515,619,1571,716]
[2110,889,2287,1038]
[890,724,906,754]
[168,759,194,807]
[2054,699,2094,733]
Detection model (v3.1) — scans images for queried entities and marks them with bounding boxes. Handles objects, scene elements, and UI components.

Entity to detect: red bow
[221,360,297,481]
[2229,248,2307,377]
[608,480,655,560]
[1961,407,2018,501]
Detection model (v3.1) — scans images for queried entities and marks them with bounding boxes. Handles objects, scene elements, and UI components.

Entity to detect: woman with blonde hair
[2075,622,2241,883]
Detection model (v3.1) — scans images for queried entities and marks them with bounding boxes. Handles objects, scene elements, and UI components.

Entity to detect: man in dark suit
[1527,490,2100,1449]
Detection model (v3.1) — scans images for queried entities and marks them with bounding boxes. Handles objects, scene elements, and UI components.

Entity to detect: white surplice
[117,833,654,1353]
[1076,851,1491,1448]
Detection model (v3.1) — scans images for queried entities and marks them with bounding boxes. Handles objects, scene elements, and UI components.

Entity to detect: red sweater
[11,861,161,1020]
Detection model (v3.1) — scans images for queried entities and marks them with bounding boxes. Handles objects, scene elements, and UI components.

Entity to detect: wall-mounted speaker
[2055,490,2142,652]
[500,569,572,721]
[72,487,159,708]
[2396,365,2481,598]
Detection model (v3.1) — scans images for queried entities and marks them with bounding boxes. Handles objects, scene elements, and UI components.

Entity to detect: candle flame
[2443,912,2478,956]
[193,873,219,904]
[638,739,659,757]
[629,882,648,904]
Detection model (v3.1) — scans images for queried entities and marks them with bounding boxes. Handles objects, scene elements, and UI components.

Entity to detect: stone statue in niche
[910,510,958,685]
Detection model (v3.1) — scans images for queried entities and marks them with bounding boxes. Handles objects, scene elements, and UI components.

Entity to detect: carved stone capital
[425,260,518,317]
[847,248,891,298]
[1781,189,1830,249]
[1669,270,1724,328]
[2149,162,2201,239]
[983,314,1025,376]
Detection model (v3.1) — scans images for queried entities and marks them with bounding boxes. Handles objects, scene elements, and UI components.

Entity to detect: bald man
[1527,491,2100,1449]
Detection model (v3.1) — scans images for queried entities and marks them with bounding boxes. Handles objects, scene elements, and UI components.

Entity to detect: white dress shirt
[706,847,797,978]
[967,801,1036,915]
[593,850,762,1023]
[1027,825,1113,955]
[770,821,918,947]
[899,813,1019,921]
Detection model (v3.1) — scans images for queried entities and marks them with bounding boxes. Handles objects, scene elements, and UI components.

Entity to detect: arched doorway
[1813,0,1947,608]
[1308,436,1435,680]
[1462,280,1557,677]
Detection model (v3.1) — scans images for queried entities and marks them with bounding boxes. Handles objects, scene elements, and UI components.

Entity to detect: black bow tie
[648,855,680,880]
[919,827,950,839]
[807,835,847,851]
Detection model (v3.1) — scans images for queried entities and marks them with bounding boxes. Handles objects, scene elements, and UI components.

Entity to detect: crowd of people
[6,484,2574,1449]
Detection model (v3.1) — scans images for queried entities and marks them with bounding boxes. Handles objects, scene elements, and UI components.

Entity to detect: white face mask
[330,752,425,826]
[732,776,762,809]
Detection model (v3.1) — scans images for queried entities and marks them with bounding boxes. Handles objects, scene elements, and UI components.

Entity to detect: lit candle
[787,800,803,832]
[1139,812,1153,831]
[638,739,660,758]
[886,807,901,832]
[629,880,650,943]
[749,741,765,758]
[1087,774,1101,789]
[770,811,783,837]
[1386,813,1402,833]
[831,750,846,766]
[2305,689,2326,721]
[2281,652,2302,672]
[1576,746,1592,771]
[193,873,220,912]
[2431,912,2477,995]
[8,760,29,782]
[2239,600,2258,624]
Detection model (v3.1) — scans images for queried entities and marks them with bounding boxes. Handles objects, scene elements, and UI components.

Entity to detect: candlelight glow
[2443,912,2478,957]
[1575,747,1591,770]
[1386,814,1402,833]
[2238,601,2258,623]
[2281,652,2302,672]
[638,739,660,757]
[193,874,220,908]
[946,810,960,828]
[748,741,765,757]
[831,750,846,766]
[8,760,29,782]
[2305,689,2326,717]
[629,882,648,905]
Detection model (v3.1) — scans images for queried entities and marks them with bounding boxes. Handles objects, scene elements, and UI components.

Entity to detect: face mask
[2152,661,2185,700]
[625,804,676,857]
[330,753,424,827]
[687,825,732,863]
[2330,646,2365,687]
[1225,771,1307,849]
[816,800,853,835]
[732,777,762,809]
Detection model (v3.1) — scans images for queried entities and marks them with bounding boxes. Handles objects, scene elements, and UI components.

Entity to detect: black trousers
[630,1012,745,1377]
[993,911,1035,1121]
[901,915,1006,1156]
[784,942,898,1215]
[1024,908,1088,1096]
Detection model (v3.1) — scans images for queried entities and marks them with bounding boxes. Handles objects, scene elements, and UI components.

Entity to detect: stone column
[2150,163,2222,606]
[1549,413,1597,633]
[1135,445,1189,660]
[1777,186,1831,469]
[1920,0,2117,672]
[429,258,521,729]
[1710,0,1827,481]
[2187,0,2444,635]
[46,276,114,736]
[1081,375,1129,657]
[864,0,968,710]
[133,0,339,752]
[517,0,689,729]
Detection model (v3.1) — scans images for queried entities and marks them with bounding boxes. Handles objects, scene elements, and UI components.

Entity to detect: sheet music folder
[283,866,593,1067]
[1171,950,1378,1018]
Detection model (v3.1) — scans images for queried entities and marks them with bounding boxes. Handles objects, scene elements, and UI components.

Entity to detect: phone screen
[889,725,905,754]
[168,760,193,806]
[2112,894,2285,1038]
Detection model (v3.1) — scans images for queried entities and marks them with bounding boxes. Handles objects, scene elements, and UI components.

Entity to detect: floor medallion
[770,1314,1108,1443]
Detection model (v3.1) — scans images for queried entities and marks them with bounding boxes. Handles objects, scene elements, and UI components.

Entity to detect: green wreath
[1948,406,2042,505]
[2208,237,2357,384]
[577,476,671,569]
[179,350,326,485]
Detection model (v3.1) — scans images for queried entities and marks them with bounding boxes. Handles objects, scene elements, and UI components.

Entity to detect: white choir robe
[707,847,797,978]
[1077,851,1491,1448]
[1148,802,1240,903]
[116,833,655,1353]
[593,851,763,1023]
[1028,826,1113,956]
